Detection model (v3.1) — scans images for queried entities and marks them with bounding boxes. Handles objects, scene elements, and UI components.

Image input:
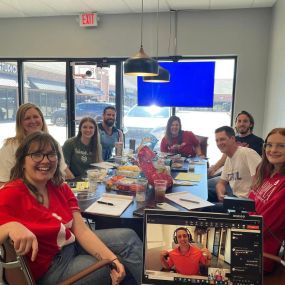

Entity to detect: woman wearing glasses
[63,117,102,178]
[0,132,142,285]
[248,128,285,273]
[0,103,74,186]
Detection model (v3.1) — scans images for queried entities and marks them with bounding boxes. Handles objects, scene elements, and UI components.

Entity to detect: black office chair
[0,238,113,285]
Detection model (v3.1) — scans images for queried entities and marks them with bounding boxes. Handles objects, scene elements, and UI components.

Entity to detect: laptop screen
[142,210,263,285]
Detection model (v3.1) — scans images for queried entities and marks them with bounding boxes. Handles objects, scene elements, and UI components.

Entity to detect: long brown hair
[5,103,48,146]
[253,128,285,188]
[165,115,183,145]
[77,117,102,162]
[10,132,63,202]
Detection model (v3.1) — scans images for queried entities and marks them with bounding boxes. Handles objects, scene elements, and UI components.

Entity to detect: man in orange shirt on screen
[160,227,211,276]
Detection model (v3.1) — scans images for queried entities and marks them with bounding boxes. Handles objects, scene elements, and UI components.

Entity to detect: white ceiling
[0,0,277,18]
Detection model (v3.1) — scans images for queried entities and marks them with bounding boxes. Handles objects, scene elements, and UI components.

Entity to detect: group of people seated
[0,103,284,283]
[0,103,141,285]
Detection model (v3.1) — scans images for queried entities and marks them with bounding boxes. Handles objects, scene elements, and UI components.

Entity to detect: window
[0,61,19,147]
[23,61,67,145]
[123,58,236,162]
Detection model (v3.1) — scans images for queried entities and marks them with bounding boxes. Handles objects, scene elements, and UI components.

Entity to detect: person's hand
[110,259,125,285]
[7,222,38,261]
[217,193,225,202]
[208,165,217,177]
[179,143,186,149]
[170,144,179,152]
[201,248,211,260]
[160,250,169,261]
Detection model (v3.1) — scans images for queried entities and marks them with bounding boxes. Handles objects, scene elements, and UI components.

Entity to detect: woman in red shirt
[0,132,142,285]
[248,128,285,273]
[160,116,203,157]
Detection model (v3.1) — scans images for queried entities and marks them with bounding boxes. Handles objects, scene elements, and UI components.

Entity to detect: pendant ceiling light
[124,0,159,76]
[143,0,170,83]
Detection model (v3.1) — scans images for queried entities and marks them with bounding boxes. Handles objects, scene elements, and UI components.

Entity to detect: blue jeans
[207,176,233,202]
[38,228,142,285]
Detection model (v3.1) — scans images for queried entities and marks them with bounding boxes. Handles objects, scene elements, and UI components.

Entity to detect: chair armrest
[57,259,114,285]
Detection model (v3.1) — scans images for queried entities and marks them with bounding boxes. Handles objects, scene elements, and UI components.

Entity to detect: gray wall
[0,8,272,137]
[264,0,285,135]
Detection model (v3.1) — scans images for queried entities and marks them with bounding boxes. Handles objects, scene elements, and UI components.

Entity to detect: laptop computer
[142,209,263,285]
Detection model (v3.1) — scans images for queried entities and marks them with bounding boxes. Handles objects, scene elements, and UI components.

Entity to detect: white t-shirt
[221,147,261,198]
[0,140,67,183]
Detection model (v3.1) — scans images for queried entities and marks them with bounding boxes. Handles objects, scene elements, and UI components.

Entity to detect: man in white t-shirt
[214,126,261,202]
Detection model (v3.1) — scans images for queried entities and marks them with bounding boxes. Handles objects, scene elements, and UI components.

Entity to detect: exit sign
[79,13,97,27]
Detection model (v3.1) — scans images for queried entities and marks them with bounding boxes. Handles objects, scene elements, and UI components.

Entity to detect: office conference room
[0,0,284,284]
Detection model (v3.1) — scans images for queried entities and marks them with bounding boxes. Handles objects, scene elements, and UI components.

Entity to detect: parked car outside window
[51,102,114,126]
[124,105,170,148]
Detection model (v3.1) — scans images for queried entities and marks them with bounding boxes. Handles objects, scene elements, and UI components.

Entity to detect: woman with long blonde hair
[0,103,73,185]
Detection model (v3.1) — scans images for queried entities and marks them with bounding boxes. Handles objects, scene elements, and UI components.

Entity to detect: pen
[179,198,200,204]
[98,200,114,206]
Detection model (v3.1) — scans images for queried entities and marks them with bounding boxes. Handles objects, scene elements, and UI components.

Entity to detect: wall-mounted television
[138,61,215,107]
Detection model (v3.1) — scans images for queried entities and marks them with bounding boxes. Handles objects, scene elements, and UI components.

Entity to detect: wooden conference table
[79,160,208,240]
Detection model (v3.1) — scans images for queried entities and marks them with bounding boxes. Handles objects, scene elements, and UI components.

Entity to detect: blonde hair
[5,103,48,146]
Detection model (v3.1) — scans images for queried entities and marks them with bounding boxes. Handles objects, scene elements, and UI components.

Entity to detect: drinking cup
[132,179,148,202]
[87,169,100,192]
[154,180,167,202]
[115,141,123,156]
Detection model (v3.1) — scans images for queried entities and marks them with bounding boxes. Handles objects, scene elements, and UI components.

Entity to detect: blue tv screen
[137,61,215,107]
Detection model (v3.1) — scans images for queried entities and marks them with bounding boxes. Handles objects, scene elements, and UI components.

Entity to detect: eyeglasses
[27,152,58,162]
[263,143,285,150]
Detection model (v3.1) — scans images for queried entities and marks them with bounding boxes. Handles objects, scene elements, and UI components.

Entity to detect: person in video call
[208,126,261,202]
[160,116,204,157]
[0,132,142,285]
[0,103,73,186]
[63,117,102,178]
[98,106,124,161]
[208,110,264,177]
[248,128,285,273]
[160,227,211,275]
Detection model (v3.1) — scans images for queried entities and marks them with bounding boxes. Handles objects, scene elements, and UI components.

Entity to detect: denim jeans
[207,176,233,202]
[38,228,142,285]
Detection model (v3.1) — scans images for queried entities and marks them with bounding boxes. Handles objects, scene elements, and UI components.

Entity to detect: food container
[171,157,185,169]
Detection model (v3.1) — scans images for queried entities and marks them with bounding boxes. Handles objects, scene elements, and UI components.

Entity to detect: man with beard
[160,227,211,275]
[98,106,124,160]
[208,111,263,201]
[214,126,261,202]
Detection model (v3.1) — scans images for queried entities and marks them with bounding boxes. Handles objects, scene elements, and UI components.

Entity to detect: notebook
[85,193,133,216]
[142,209,263,285]
[165,191,213,210]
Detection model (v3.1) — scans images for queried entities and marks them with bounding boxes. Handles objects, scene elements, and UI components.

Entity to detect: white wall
[0,8,272,137]
[263,0,285,135]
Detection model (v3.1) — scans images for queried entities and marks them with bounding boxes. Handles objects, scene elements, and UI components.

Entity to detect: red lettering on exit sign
[79,13,97,27]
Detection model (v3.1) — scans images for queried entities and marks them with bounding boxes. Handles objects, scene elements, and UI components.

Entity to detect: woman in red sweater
[160,115,203,157]
[248,128,285,273]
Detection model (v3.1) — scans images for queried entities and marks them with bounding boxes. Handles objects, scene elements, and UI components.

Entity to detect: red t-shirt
[160,131,199,157]
[248,173,285,272]
[0,179,80,280]
[167,245,207,275]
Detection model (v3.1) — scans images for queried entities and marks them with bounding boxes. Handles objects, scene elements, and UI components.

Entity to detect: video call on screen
[143,212,263,285]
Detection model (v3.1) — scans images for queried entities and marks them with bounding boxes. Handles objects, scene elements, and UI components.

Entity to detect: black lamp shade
[143,65,170,83]
[124,47,159,76]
